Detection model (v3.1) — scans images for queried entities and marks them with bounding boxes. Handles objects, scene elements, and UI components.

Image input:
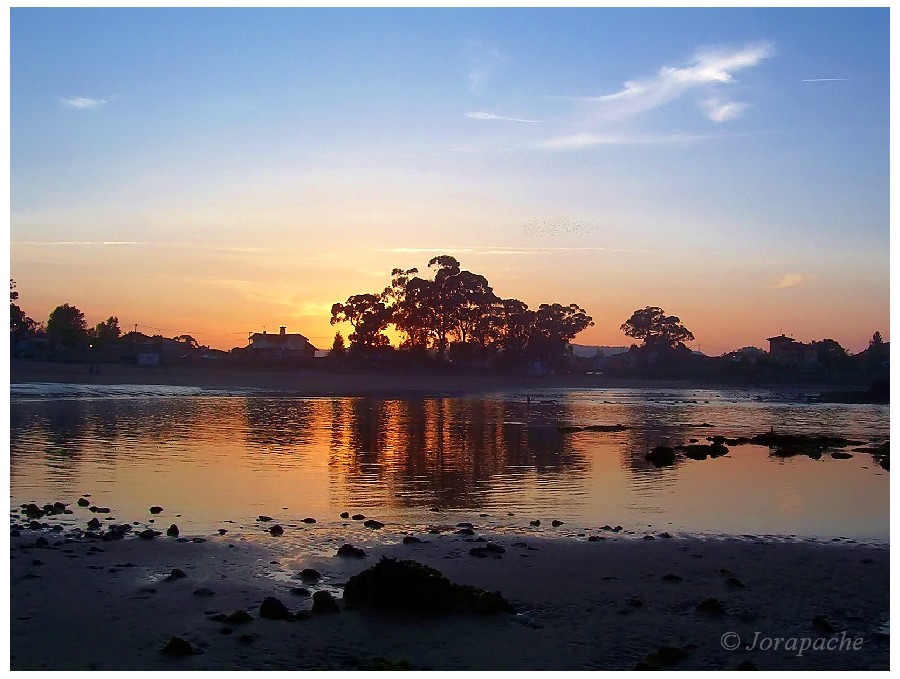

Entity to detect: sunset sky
[10,7,889,354]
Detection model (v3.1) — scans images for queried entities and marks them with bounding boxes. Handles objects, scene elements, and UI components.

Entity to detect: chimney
[279,326,286,335]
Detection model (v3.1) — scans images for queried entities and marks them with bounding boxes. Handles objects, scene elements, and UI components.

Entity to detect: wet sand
[9,360,833,396]
[10,523,888,671]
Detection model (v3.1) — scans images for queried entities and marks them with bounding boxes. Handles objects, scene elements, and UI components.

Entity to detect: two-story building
[248,326,316,358]
[766,334,819,366]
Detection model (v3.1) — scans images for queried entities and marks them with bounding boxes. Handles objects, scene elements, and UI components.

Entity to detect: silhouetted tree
[865,331,888,372]
[9,280,36,343]
[811,338,853,373]
[47,303,88,348]
[88,317,121,347]
[330,294,392,350]
[621,306,694,349]
[331,331,346,357]
[529,303,594,367]
[173,334,199,350]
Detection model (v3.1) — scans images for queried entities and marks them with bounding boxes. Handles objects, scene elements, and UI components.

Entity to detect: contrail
[802,78,847,82]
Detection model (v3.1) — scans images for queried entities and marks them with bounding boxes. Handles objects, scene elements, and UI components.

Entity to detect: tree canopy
[330,255,593,368]
[47,303,88,347]
[620,306,694,349]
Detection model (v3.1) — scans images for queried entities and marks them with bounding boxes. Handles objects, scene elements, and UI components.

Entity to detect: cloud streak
[582,42,773,124]
[537,131,725,151]
[773,273,809,289]
[466,111,541,123]
[702,99,749,123]
[60,96,108,109]
[802,78,847,82]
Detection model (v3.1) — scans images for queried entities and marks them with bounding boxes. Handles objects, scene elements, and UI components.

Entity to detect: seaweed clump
[343,557,514,615]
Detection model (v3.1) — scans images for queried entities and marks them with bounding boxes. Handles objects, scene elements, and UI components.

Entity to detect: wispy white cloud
[581,42,773,124]
[537,131,721,151]
[60,96,108,109]
[466,40,508,95]
[377,245,652,256]
[773,273,810,289]
[802,78,847,82]
[466,111,541,123]
[12,240,265,254]
[702,99,749,123]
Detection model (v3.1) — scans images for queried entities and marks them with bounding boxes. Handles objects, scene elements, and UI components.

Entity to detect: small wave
[9,382,248,401]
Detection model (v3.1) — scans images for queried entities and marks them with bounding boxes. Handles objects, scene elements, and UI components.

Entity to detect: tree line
[329,255,595,369]
[10,279,201,353]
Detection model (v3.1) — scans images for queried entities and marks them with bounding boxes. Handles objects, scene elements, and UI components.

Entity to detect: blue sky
[9,8,890,352]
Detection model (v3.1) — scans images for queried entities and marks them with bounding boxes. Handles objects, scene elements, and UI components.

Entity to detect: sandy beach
[10,520,888,671]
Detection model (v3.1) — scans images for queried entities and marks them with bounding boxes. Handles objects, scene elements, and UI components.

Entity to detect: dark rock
[584,424,628,432]
[363,519,385,529]
[428,507,441,512]
[339,512,350,519]
[736,660,758,670]
[218,529,227,535]
[661,573,683,582]
[551,520,564,527]
[269,525,284,536]
[139,529,158,540]
[351,514,365,521]
[337,544,367,558]
[455,527,475,535]
[659,532,672,539]
[166,524,179,537]
[725,577,745,588]
[402,536,422,544]
[587,536,605,542]
[76,498,90,507]
[301,517,316,524]
[311,590,340,614]
[469,547,490,558]
[168,568,187,580]
[300,568,321,580]
[10,529,20,538]
[529,520,541,527]
[193,588,215,597]
[812,615,837,634]
[258,515,273,522]
[259,596,292,620]
[224,609,254,624]
[636,645,689,669]
[830,452,853,460]
[626,596,643,608]
[343,556,515,614]
[456,522,474,529]
[643,535,655,541]
[149,506,163,514]
[87,517,102,530]
[645,446,676,467]
[160,636,199,656]
[696,597,726,614]
[32,559,44,566]
[485,542,505,554]
[289,587,311,597]
[191,537,206,543]
[219,626,233,635]
[35,537,49,548]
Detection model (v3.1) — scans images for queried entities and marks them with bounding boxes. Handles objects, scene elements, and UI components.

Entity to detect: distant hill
[570,344,629,359]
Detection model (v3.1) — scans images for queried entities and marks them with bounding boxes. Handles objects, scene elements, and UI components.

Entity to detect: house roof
[766,335,797,343]
[250,332,312,343]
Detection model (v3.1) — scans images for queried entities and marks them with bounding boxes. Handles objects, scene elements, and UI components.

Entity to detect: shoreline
[10,523,889,671]
[9,360,852,397]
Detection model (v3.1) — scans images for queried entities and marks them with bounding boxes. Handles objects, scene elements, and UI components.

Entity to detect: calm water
[9,384,890,543]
